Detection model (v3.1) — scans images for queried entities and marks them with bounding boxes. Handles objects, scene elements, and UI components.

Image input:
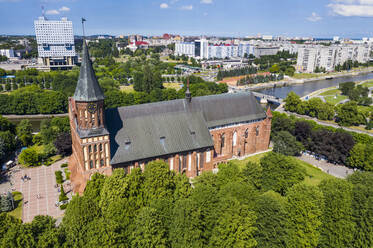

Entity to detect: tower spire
[185,77,191,102]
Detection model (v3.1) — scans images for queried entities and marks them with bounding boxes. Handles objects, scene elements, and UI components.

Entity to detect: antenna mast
[81,18,86,38]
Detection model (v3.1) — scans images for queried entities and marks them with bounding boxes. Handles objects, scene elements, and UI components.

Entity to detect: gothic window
[256,126,260,136]
[100,159,104,167]
[233,131,237,146]
[88,145,92,153]
[94,144,97,152]
[89,161,93,169]
[200,153,204,169]
[182,155,187,169]
[99,144,103,152]
[245,129,249,139]
[221,134,225,148]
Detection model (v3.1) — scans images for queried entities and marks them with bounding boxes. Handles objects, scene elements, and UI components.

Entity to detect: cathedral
[68,40,272,193]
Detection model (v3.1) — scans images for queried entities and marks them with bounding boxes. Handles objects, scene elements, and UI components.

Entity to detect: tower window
[99,144,102,152]
[94,144,97,152]
[89,161,93,169]
[88,145,92,153]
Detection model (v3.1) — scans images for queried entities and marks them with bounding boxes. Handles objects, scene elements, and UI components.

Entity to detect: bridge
[251,92,283,105]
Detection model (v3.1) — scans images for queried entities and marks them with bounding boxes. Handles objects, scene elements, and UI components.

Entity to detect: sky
[1,0,373,38]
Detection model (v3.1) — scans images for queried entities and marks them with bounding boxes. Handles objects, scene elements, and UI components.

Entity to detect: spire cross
[81,18,86,38]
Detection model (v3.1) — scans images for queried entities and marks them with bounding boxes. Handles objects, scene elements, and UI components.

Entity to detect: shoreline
[3,113,68,120]
[231,68,373,92]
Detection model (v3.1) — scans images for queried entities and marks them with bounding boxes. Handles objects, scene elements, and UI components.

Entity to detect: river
[256,72,373,99]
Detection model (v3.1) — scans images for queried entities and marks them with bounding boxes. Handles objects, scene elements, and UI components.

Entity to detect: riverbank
[230,67,373,92]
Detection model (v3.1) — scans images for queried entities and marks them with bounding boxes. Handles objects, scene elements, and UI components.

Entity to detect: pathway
[12,158,70,223]
[298,154,355,178]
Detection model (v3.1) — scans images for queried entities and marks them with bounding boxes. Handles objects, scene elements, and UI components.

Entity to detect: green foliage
[318,179,354,248]
[260,152,305,195]
[16,120,33,147]
[273,130,304,156]
[59,184,68,202]
[18,147,41,166]
[55,171,63,185]
[348,143,373,171]
[0,192,14,212]
[286,184,324,248]
[217,66,257,80]
[336,101,366,126]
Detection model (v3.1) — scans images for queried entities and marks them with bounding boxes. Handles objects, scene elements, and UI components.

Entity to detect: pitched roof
[73,40,105,102]
[105,92,267,165]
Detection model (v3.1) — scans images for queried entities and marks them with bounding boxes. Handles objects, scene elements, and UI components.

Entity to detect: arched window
[220,134,225,155]
[245,129,249,139]
[99,144,102,152]
[233,131,237,146]
[89,161,93,169]
[256,126,260,136]
[88,145,92,153]
[94,144,97,152]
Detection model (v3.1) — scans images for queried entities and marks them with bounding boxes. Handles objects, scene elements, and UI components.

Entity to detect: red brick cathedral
[69,40,272,193]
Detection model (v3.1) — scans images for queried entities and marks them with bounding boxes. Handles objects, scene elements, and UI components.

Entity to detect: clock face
[87,103,97,114]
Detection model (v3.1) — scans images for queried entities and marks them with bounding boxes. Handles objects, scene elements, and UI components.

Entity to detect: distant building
[296,44,371,73]
[0,49,15,58]
[34,16,77,70]
[253,46,279,58]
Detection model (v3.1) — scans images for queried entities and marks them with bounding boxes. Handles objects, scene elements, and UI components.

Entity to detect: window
[233,131,237,146]
[94,144,97,152]
[221,134,225,148]
[89,161,93,169]
[170,158,174,171]
[256,126,260,136]
[182,155,187,169]
[245,129,249,139]
[206,151,211,163]
[100,159,104,167]
[188,154,192,171]
[200,153,204,168]
[99,144,103,152]
[88,145,92,153]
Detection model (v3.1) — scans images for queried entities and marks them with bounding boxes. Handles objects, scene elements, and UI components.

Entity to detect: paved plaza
[1,158,70,223]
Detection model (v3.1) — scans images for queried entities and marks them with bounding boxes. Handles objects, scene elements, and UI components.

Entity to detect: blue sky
[1,0,373,37]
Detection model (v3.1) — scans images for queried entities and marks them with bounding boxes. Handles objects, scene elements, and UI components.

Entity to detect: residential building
[0,49,15,58]
[68,40,272,193]
[34,16,77,70]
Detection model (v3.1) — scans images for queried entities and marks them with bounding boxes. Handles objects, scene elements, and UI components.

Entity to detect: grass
[120,85,134,93]
[164,82,182,90]
[231,151,333,186]
[49,154,62,164]
[324,95,348,105]
[8,192,23,220]
[361,80,373,88]
[320,89,341,96]
[292,73,323,79]
[292,157,334,186]
[64,168,71,180]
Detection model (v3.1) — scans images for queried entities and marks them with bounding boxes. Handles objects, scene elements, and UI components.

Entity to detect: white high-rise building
[296,45,371,73]
[34,16,76,69]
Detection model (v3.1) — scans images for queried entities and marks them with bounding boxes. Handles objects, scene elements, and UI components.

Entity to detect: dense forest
[0,157,372,247]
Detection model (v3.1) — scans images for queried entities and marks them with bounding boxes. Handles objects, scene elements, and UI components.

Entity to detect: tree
[5,82,11,91]
[255,191,288,248]
[336,101,365,126]
[318,178,354,248]
[260,152,305,195]
[0,192,14,212]
[54,132,72,156]
[347,172,373,248]
[18,147,40,166]
[242,161,262,190]
[286,184,324,248]
[339,82,355,96]
[131,207,168,248]
[209,197,257,248]
[284,92,301,113]
[273,131,303,156]
[16,119,33,146]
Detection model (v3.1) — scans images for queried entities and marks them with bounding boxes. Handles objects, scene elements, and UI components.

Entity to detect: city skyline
[2,0,373,38]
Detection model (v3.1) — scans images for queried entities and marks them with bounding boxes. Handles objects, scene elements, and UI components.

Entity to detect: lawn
[292,73,323,79]
[49,154,62,164]
[120,85,135,93]
[293,158,334,186]
[324,95,348,105]
[164,82,182,90]
[320,89,341,96]
[231,151,333,186]
[8,191,23,220]
[361,80,373,88]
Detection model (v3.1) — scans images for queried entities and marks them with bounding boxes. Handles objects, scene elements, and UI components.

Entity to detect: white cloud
[46,9,60,15]
[160,3,169,9]
[307,12,322,22]
[59,6,70,12]
[180,5,193,10]
[201,0,213,4]
[328,3,373,16]
[328,0,373,16]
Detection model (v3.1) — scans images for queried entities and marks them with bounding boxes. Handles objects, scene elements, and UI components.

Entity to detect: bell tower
[68,35,112,194]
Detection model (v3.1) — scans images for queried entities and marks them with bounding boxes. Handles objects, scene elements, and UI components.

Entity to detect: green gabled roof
[73,40,105,102]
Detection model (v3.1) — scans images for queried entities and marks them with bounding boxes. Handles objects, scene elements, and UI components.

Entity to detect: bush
[18,147,41,167]
[55,170,63,185]
[61,163,68,168]
[59,184,68,202]
[60,203,68,210]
